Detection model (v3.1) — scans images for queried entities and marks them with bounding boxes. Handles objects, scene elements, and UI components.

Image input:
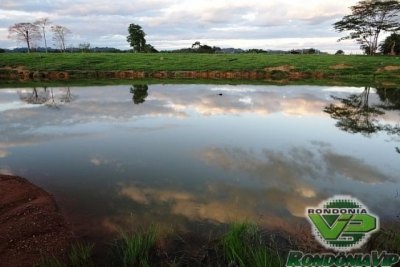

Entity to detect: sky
[0,0,365,53]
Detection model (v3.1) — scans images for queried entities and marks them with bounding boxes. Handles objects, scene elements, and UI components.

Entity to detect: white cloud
[0,167,13,175]
[0,149,8,158]
[0,1,362,53]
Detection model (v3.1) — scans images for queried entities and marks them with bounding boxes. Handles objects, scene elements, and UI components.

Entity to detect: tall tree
[35,18,50,53]
[8,22,41,53]
[334,0,400,55]
[380,33,400,55]
[144,44,158,53]
[127,24,146,52]
[51,25,71,52]
[191,41,201,49]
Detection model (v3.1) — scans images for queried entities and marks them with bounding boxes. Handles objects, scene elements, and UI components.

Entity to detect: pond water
[0,84,399,242]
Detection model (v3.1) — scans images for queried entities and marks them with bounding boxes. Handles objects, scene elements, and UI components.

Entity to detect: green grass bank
[1,53,400,72]
[1,53,400,85]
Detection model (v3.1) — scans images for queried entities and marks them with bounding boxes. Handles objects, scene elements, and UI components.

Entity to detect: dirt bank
[0,66,331,82]
[0,174,73,267]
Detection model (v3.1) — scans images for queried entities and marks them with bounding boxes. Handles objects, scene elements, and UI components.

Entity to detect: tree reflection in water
[324,87,400,153]
[130,84,148,104]
[18,87,76,108]
[18,87,50,105]
[59,87,75,103]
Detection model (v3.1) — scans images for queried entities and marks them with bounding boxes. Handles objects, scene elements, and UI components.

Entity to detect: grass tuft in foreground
[109,225,157,267]
[35,257,64,267]
[33,221,400,266]
[221,222,283,267]
[36,243,95,267]
[367,228,400,253]
[68,243,95,267]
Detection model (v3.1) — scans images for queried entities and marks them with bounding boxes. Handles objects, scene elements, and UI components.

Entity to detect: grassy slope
[0,53,399,74]
[1,53,400,87]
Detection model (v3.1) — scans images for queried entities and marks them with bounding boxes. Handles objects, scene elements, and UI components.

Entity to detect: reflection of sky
[0,84,399,240]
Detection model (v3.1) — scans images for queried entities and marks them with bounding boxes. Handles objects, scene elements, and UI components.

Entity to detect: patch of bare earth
[380,82,397,87]
[0,174,73,267]
[265,65,294,72]
[377,65,400,72]
[330,64,353,70]
[0,65,26,72]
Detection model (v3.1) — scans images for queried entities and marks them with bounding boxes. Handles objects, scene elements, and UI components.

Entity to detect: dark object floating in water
[218,93,223,96]
[396,147,400,154]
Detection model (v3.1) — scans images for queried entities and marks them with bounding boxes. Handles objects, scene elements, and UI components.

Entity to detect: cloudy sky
[0,0,363,53]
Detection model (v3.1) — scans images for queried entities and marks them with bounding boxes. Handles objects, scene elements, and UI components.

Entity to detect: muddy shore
[0,65,331,82]
[0,174,74,267]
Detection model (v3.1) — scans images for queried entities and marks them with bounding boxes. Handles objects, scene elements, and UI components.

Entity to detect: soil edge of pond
[0,174,74,267]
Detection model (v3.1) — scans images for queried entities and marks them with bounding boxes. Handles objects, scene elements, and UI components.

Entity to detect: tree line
[8,18,72,53]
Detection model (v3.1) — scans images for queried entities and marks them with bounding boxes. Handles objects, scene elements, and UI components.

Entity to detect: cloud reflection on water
[112,142,397,232]
[0,84,399,241]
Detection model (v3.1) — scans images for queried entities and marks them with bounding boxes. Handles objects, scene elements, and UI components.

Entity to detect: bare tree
[8,22,41,53]
[51,25,71,52]
[35,18,50,53]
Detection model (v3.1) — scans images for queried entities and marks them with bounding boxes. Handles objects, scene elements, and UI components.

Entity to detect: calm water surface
[0,84,399,240]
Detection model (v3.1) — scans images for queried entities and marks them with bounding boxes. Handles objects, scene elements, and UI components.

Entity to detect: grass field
[1,53,400,85]
[0,52,399,73]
